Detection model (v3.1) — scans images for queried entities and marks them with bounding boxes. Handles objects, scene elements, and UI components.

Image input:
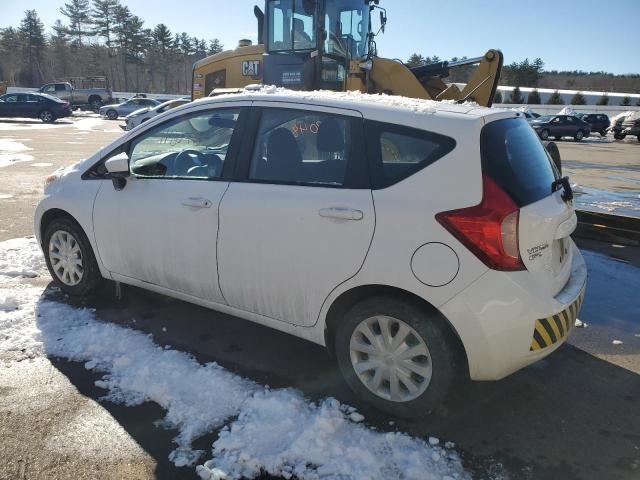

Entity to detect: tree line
[0,1,225,94]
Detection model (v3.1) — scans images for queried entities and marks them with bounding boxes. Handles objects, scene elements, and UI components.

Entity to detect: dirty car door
[217,104,374,327]
[93,104,248,302]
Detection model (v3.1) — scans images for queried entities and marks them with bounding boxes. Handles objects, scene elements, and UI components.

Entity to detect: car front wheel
[106,109,118,120]
[43,218,102,296]
[600,129,607,137]
[335,297,457,418]
[39,110,55,123]
[540,129,550,140]
[575,130,584,141]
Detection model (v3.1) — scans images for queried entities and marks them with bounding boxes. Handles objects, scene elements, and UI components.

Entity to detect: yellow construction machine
[192,0,503,106]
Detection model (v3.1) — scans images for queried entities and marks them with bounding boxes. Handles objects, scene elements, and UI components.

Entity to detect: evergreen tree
[92,0,120,50]
[596,94,609,106]
[547,90,564,105]
[493,90,502,104]
[570,92,586,105]
[406,53,425,68]
[59,0,93,46]
[508,86,524,104]
[0,27,23,84]
[18,10,46,86]
[208,38,223,55]
[620,96,631,106]
[527,89,541,104]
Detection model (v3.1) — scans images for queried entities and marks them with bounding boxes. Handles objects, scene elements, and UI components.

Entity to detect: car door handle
[319,207,363,221]
[181,197,212,209]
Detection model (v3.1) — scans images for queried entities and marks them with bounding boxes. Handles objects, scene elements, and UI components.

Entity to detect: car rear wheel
[600,129,607,137]
[89,98,102,113]
[43,218,102,296]
[39,110,55,123]
[574,130,584,141]
[540,129,550,140]
[106,109,118,120]
[614,133,625,140]
[335,296,457,418]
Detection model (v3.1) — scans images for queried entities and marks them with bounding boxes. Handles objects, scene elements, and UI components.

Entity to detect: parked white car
[99,97,160,120]
[123,98,190,131]
[35,88,587,417]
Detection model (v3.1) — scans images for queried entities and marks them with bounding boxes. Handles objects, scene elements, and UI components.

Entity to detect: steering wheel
[173,149,206,176]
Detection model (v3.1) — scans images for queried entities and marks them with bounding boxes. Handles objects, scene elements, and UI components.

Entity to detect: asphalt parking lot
[1,115,639,480]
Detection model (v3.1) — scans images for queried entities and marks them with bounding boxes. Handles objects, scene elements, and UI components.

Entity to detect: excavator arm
[366,49,503,107]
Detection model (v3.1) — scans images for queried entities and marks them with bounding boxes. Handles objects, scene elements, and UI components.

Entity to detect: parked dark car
[529,114,591,141]
[620,113,640,142]
[576,113,610,136]
[0,92,72,123]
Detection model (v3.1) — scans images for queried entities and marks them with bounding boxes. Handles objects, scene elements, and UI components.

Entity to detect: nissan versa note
[35,88,587,417]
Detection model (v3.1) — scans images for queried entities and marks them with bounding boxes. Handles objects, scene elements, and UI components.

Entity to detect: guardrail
[574,210,640,246]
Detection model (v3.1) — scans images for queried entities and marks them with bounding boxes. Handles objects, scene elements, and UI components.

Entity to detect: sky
[1,0,639,75]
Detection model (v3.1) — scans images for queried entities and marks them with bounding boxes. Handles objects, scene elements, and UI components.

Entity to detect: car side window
[42,85,55,94]
[552,117,560,124]
[129,107,240,179]
[4,95,18,103]
[248,109,352,187]
[365,120,456,189]
[55,84,66,92]
[26,95,39,103]
[566,116,576,124]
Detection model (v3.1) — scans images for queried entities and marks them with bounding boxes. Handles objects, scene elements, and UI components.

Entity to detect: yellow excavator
[192,0,503,107]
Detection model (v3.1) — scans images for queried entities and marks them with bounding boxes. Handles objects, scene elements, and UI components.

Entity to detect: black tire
[106,109,118,120]
[43,218,103,297]
[39,110,55,123]
[544,141,562,174]
[539,129,550,140]
[600,130,607,137]
[614,133,625,140]
[89,96,102,113]
[637,135,640,142]
[335,296,458,418]
[574,130,584,141]
[554,136,561,141]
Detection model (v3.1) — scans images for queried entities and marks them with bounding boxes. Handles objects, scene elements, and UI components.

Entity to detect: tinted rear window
[481,118,558,207]
[365,120,456,189]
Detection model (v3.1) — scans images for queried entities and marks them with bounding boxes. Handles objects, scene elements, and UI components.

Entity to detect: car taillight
[436,175,525,271]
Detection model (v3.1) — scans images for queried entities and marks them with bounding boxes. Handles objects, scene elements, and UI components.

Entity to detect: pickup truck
[38,82,112,112]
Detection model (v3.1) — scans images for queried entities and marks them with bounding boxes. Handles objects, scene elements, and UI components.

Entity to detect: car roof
[193,86,516,123]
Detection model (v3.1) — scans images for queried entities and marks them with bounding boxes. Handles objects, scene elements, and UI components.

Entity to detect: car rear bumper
[440,241,587,381]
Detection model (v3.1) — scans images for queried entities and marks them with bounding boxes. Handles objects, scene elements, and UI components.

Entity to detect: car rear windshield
[481,118,558,207]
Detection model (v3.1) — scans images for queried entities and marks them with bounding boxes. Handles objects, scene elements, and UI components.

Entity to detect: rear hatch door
[482,117,575,296]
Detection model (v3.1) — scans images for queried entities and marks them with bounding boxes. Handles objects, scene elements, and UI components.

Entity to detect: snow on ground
[73,117,123,133]
[0,138,34,167]
[0,120,66,131]
[0,237,469,479]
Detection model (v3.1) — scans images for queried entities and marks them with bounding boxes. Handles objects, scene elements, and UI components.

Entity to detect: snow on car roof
[200,85,503,119]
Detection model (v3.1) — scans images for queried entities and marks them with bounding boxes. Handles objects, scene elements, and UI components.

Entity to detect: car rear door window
[481,117,558,207]
[365,121,456,189]
[248,108,362,187]
[129,108,241,179]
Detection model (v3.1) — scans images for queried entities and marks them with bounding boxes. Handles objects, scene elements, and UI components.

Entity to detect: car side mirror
[105,151,130,190]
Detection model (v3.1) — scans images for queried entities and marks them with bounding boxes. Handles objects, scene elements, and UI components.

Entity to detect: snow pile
[0,138,34,167]
[0,237,45,279]
[213,85,479,116]
[0,237,469,479]
[557,106,578,116]
[198,389,466,480]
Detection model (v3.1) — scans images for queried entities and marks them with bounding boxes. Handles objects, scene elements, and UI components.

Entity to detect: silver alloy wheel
[349,315,433,402]
[40,110,53,122]
[576,130,583,140]
[48,230,84,286]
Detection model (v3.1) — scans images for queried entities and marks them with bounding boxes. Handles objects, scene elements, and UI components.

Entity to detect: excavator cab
[193,0,503,107]
[262,0,369,91]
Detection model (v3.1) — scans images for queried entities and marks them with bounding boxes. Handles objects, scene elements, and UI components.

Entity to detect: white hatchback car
[35,89,587,417]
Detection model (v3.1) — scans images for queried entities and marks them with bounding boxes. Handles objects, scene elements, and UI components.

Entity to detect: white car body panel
[34,91,587,383]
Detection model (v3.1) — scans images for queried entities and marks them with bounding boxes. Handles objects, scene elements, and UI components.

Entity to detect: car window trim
[232,105,370,190]
[82,104,250,182]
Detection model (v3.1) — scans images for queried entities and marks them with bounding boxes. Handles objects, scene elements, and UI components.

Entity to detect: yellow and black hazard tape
[530,288,585,351]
